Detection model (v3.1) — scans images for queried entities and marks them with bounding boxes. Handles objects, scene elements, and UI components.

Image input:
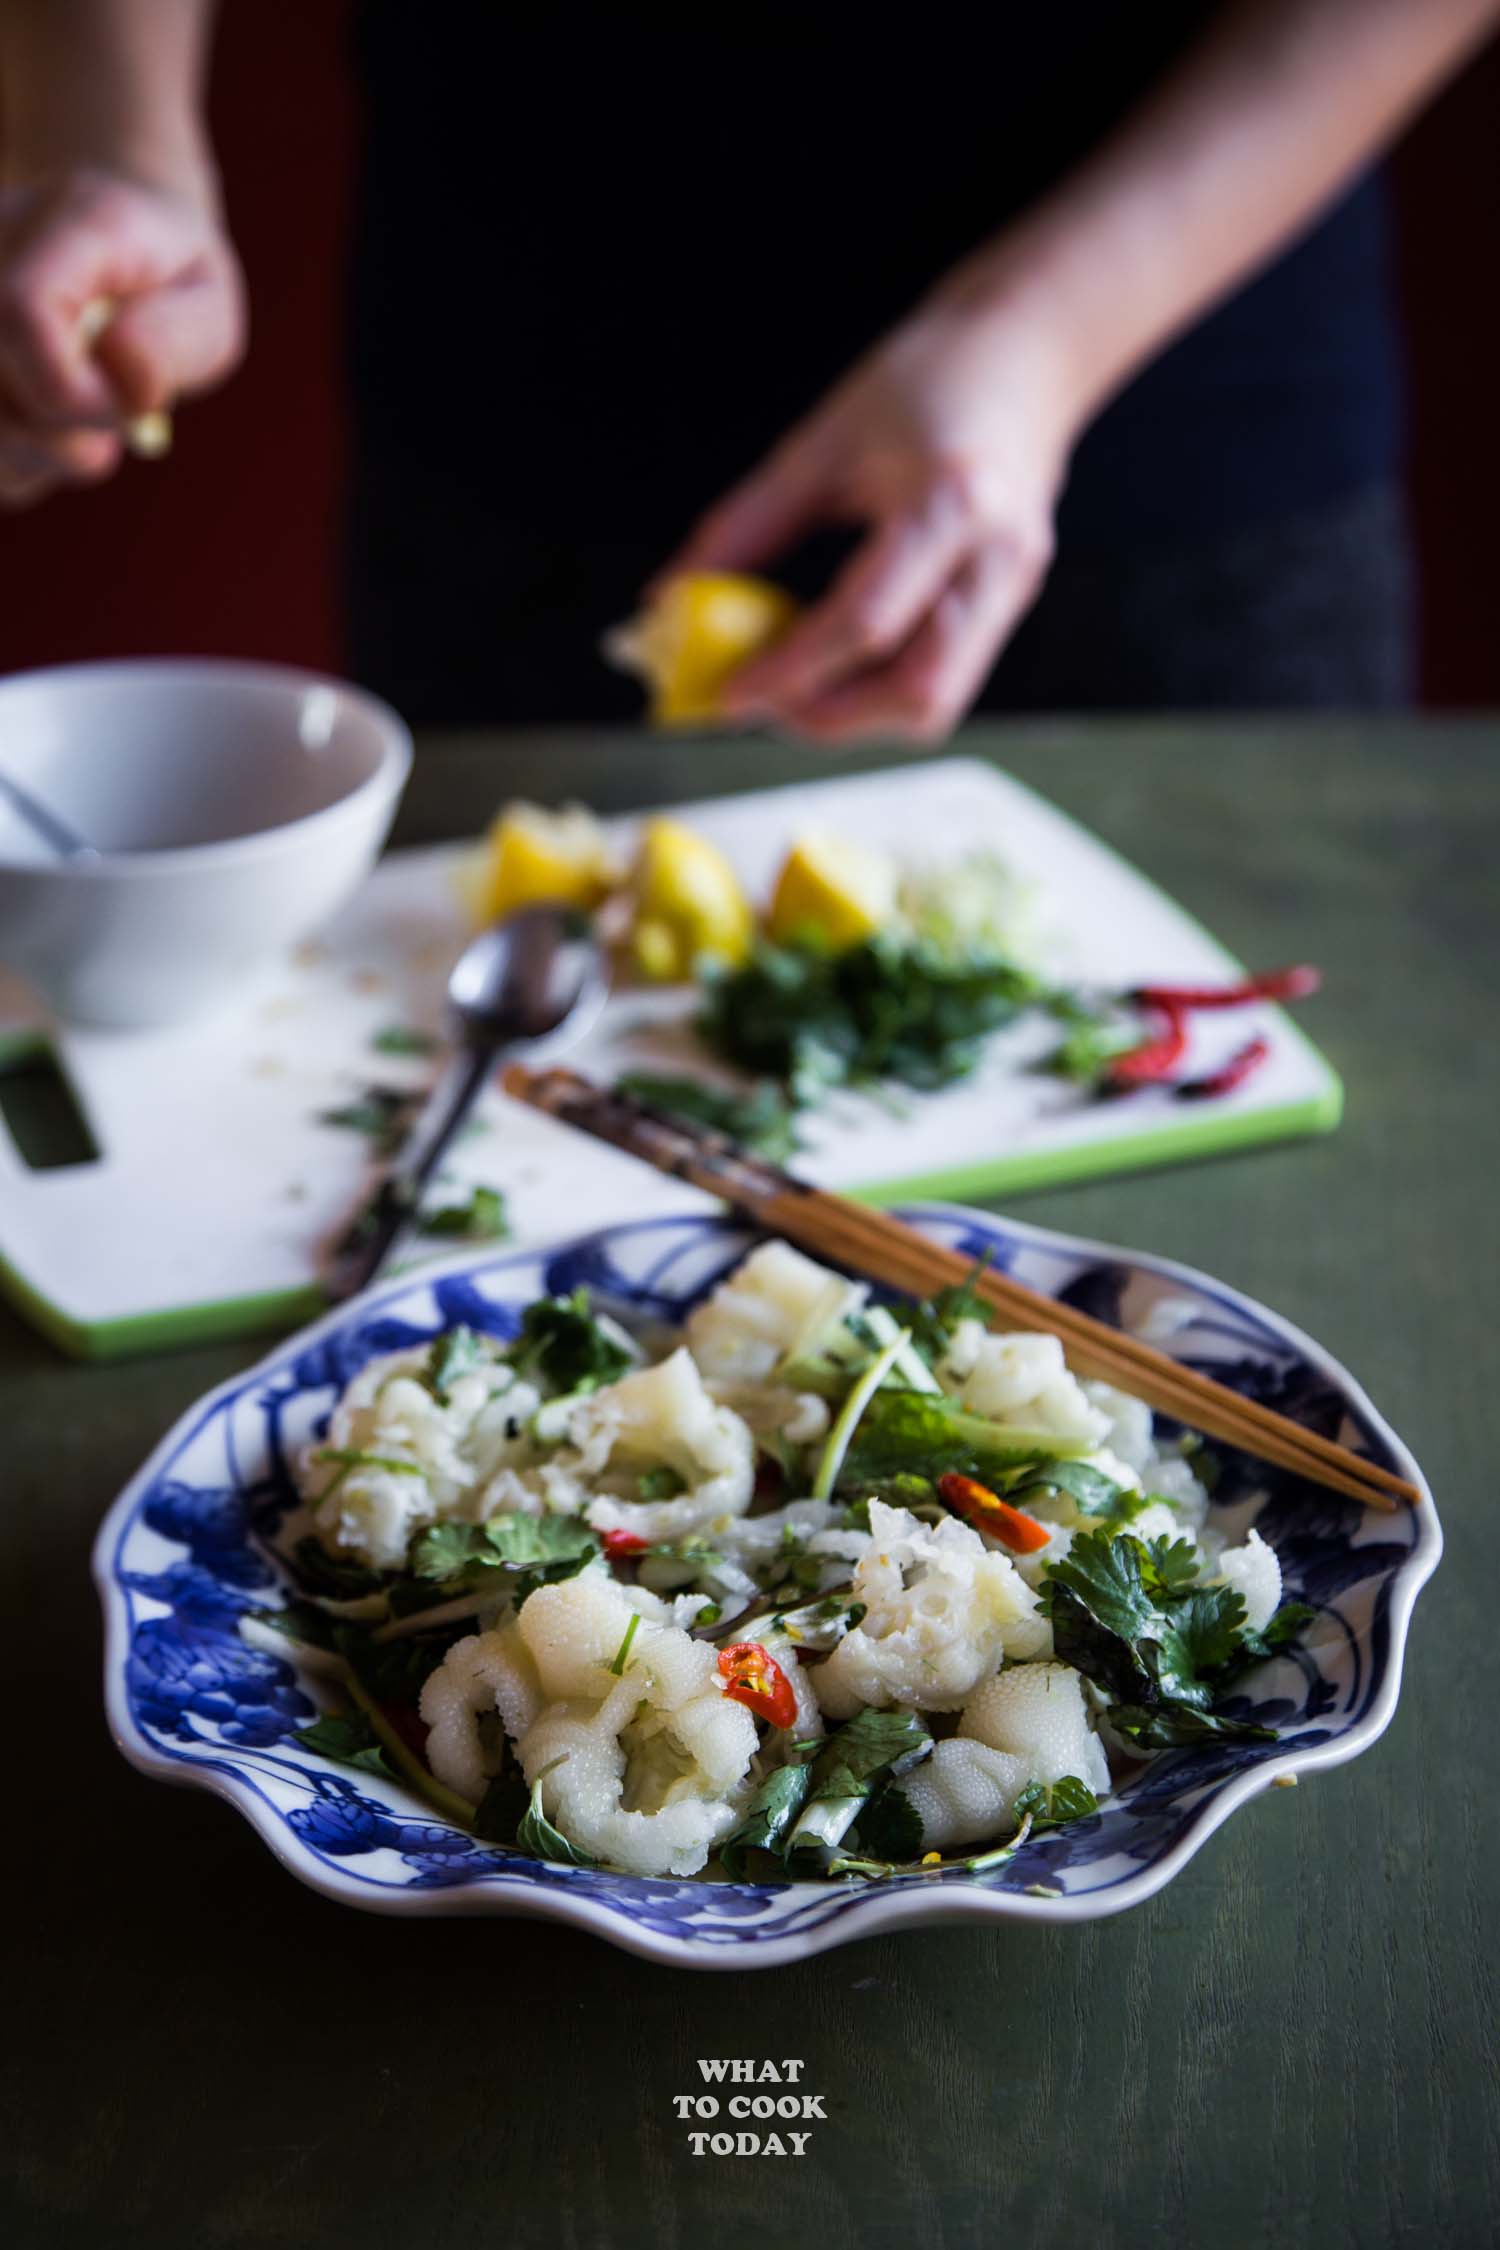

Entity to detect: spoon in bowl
[0,768,100,862]
[325,904,610,1301]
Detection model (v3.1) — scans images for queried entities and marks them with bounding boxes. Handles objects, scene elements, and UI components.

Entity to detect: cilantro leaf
[408,1512,600,1602]
[294,1711,396,1779]
[1140,1536,1204,1599]
[508,1288,634,1394]
[1150,1586,1248,1706]
[836,1386,1081,1494]
[420,1325,491,1404]
[905,1253,994,1365]
[286,1534,389,1601]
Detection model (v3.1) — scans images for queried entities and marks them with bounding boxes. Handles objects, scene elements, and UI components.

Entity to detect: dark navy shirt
[348,4,1404,583]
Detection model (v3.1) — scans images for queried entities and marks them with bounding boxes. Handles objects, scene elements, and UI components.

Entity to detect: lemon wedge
[766,832,899,951]
[465,801,616,924]
[606,572,798,726]
[629,816,754,980]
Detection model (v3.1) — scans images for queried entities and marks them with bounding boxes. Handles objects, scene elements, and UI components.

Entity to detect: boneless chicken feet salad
[244,1244,1310,1882]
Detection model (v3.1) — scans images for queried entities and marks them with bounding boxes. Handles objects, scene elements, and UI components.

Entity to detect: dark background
[0,3,1496,702]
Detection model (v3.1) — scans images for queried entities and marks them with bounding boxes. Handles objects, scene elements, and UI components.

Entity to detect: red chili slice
[717,1641,798,1728]
[1105,1001,1188,1090]
[1131,965,1321,1010]
[937,1472,1053,1554]
[602,1529,650,1558]
[1176,1034,1272,1101]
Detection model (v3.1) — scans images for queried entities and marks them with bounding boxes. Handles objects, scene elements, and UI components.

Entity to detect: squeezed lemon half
[464,801,617,924]
[606,572,798,726]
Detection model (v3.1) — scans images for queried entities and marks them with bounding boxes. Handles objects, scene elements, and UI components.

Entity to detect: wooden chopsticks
[502,1064,1417,1513]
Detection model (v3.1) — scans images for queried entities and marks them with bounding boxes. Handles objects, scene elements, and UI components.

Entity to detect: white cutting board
[0,758,1339,1357]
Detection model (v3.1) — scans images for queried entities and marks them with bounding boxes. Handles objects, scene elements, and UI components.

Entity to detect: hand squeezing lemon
[605,572,798,727]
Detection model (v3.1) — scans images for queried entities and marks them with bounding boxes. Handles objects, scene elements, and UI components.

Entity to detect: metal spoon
[325,904,610,1300]
[0,768,100,861]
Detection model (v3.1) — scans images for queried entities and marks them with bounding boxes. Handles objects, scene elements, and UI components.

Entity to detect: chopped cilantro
[508,1287,634,1394]
[317,1084,424,1159]
[370,1024,441,1057]
[419,1186,510,1242]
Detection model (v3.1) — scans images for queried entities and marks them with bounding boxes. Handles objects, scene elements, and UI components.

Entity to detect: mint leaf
[1107,1704,1275,1748]
[515,1768,596,1867]
[852,1781,925,1862]
[719,1753,819,1880]
[1235,1601,1316,1666]
[287,1535,389,1600]
[332,1620,462,1705]
[803,1707,932,1808]
[294,1711,395,1778]
[1008,1458,1142,1522]
[473,1765,531,1844]
[1012,1774,1099,1831]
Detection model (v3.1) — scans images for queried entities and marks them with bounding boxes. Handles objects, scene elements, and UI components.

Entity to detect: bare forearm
[0,0,220,204]
[941,0,1500,438]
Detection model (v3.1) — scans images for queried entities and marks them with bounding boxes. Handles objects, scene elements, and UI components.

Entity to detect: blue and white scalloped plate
[94,1206,1440,1969]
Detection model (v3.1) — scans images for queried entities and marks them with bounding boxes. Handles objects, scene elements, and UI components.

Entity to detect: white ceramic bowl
[0,659,412,1029]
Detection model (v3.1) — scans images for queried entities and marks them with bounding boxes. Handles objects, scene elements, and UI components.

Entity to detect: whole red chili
[937,1472,1052,1554]
[1176,1034,1272,1101]
[1131,965,1320,1010]
[602,1529,650,1558]
[717,1641,798,1728]
[1105,1000,1188,1090]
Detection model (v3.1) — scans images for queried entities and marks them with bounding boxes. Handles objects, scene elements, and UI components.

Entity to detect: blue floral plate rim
[94,1203,1441,1969]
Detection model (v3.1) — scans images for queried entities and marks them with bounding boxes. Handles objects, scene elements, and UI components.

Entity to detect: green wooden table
[4,721,1496,2249]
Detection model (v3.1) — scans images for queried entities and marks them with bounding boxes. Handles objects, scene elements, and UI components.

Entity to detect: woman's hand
[0,165,244,506]
[656,290,1078,746]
